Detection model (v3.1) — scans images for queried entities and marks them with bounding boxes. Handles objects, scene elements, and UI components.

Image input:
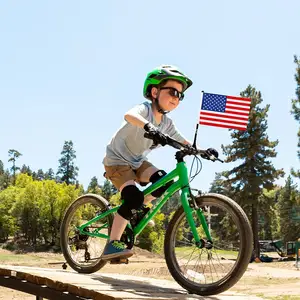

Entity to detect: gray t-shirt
[102,101,186,169]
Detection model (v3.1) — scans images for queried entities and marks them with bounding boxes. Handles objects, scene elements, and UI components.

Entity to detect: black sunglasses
[159,87,184,101]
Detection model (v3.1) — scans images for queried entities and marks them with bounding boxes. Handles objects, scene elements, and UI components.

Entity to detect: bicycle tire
[60,194,113,274]
[164,193,253,296]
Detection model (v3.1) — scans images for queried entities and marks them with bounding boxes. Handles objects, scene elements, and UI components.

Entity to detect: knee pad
[150,170,173,198]
[117,185,144,220]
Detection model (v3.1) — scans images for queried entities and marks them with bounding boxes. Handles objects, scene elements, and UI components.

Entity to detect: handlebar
[144,132,224,163]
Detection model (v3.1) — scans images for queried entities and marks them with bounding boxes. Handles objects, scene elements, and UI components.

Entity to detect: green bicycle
[60,133,253,296]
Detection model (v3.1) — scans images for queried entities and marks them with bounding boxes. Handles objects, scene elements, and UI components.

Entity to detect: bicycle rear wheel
[60,194,113,274]
[164,193,253,296]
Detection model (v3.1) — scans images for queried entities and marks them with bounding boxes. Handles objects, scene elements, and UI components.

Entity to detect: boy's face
[151,80,184,112]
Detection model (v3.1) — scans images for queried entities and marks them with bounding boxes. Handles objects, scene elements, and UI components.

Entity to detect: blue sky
[0,1,299,191]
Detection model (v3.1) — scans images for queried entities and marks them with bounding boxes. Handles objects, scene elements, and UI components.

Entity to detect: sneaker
[130,205,155,228]
[101,240,133,261]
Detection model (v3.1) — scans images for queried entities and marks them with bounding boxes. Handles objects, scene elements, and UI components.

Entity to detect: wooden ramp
[0,265,263,300]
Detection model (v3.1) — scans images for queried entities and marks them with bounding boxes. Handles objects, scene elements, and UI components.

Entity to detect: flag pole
[192,90,204,148]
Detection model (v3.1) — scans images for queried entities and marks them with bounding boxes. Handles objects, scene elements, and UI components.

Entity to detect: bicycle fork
[181,187,213,249]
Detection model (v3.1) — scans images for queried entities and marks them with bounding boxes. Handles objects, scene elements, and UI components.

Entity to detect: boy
[101,65,193,260]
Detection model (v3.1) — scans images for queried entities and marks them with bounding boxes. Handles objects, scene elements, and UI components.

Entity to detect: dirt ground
[0,248,300,299]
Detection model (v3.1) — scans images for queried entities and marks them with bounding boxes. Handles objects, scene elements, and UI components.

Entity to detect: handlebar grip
[144,131,182,149]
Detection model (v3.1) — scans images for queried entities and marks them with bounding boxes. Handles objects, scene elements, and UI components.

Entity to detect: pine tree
[0,170,11,190]
[100,179,115,200]
[8,149,22,185]
[209,172,229,195]
[32,171,37,181]
[44,168,55,180]
[88,176,98,192]
[0,161,10,190]
[0,160,4,175]
[277,176,300,243]
[221,85,284,257]
[56,141,79,185]
[291,55,300,178]
[20,164,32,176]
[258,188,280,241]
[36,169,45,181]
[87,176,102,194]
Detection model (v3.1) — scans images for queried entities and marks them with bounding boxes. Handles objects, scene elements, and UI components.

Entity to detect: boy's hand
[144,123,168,146]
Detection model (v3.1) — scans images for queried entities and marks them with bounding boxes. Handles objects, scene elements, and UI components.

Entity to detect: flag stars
[202,94,226,112]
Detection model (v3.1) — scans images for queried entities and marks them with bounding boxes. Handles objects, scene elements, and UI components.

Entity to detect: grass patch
[0,253,45,263]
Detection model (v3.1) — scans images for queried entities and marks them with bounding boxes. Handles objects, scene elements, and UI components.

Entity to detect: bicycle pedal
[110,258,129,264]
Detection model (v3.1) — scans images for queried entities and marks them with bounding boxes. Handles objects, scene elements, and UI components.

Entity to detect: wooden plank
[0,267,121,300]
[0,276,82,300]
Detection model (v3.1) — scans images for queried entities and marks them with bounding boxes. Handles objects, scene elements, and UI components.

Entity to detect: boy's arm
[124,112,148,128]
[125,108,195,146]
[124,104,150,128]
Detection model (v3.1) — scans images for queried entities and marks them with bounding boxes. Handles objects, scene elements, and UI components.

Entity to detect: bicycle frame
[77,160,212,245]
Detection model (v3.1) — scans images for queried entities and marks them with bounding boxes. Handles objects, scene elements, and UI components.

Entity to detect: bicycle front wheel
[164,193,253,296]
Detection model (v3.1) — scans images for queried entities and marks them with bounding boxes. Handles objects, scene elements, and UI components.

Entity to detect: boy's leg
[136,162,159,204]
[136,161,173,202]
[110,180,135,241]
[101,165,144,260]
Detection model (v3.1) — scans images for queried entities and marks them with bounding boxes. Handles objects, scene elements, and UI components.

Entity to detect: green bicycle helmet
[143,65,193,100]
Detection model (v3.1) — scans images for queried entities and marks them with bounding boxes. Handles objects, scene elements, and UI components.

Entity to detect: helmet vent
[171,70,182,74]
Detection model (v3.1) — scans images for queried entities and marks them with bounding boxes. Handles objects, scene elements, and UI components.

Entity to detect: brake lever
[203,153,224,163]
[210,156,224,163]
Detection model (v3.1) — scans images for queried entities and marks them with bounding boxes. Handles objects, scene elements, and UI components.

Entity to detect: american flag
[199,92,251,131]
